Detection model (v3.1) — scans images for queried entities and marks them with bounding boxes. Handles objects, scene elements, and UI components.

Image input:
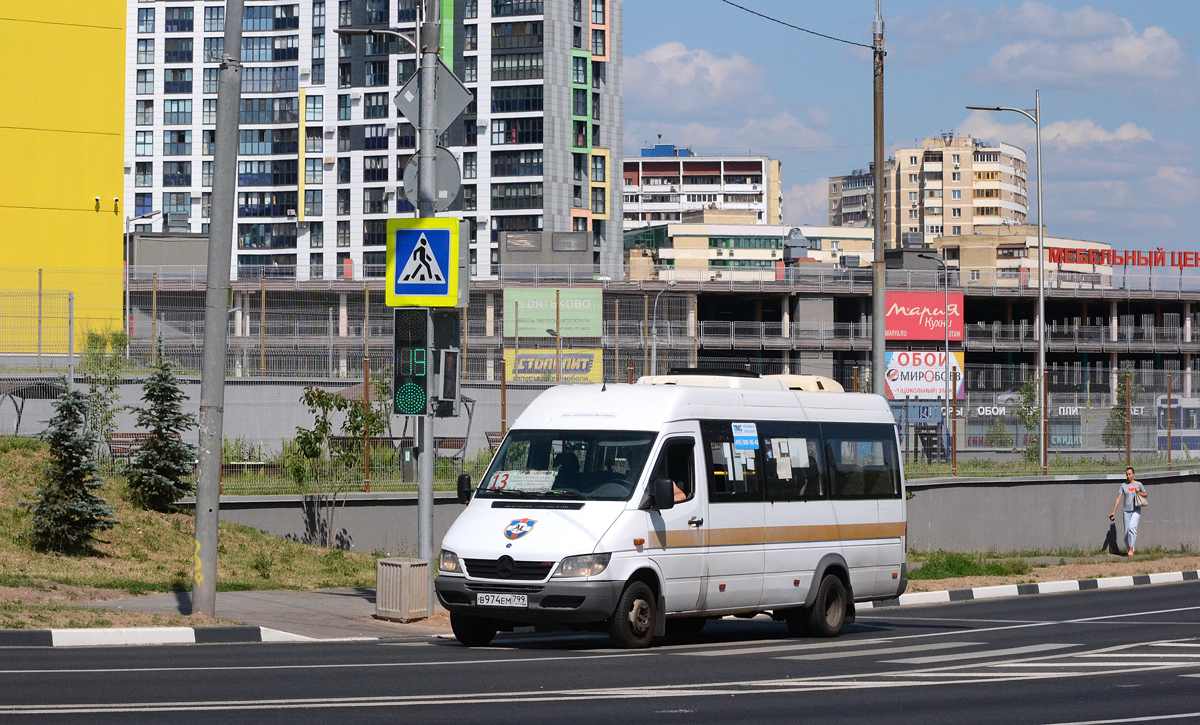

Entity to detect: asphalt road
[3,582,1200,724]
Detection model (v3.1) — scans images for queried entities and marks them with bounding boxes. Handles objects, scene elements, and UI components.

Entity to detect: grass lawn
[0,437,379,597]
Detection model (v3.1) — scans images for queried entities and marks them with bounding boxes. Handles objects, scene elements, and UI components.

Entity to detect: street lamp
[332,26,417,52]
[125,210,161,358]
[967,90,1045,473]
[650,280,678,376]
[919,253,952,463]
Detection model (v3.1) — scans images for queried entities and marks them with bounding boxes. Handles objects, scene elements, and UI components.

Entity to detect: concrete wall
[907,470,1200,553]
[181,492,466,557]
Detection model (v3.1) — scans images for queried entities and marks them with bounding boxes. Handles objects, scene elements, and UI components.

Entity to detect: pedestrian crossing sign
[386,218,459,307]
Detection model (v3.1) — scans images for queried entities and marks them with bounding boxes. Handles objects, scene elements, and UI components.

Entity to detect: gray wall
[906,470,1200,553]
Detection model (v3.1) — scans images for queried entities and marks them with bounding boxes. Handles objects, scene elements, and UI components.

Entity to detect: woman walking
[1109,466,1147,557]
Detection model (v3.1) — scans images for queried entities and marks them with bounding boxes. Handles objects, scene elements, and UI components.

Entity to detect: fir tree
[21,389,118,554]
[127,354,198,511]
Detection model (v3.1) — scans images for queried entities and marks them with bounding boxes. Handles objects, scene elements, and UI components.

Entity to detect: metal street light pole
[920,254,951,462]
[650,280,677,376]
[124,210,160,359]
[967,89,1045,473]
[871,0,887,395]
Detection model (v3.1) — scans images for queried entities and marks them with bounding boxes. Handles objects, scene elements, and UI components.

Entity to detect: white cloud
[956,111,1153,151]
[625,113,832,159]
[992,3,1133,40]
[782,179,829,227]
[624,42,767,121]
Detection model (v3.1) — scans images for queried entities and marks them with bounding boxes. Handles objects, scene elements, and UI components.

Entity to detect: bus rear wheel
[806,574,847,638]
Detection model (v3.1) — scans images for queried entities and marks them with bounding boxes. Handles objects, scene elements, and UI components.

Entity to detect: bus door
[645,425,706,613]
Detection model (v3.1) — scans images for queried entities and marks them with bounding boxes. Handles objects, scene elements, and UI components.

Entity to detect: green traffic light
[395,381,426,415]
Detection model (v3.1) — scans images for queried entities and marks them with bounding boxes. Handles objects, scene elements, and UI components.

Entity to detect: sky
[622,1,1200,252]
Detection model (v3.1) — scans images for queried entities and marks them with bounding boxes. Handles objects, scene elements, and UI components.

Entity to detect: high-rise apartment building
[828,135,1027,248]
[622,144,782,232]
[123,0,623,280]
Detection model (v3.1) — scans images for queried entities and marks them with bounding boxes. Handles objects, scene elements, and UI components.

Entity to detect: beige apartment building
[830,135,1029,248]
[929,225,1112,290]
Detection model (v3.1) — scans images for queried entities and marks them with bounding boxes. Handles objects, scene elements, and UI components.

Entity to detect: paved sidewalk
[93,589,451,640]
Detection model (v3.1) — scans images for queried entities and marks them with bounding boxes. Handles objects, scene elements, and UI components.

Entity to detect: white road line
[776,641,982,661]
[991,662,1196,668]
[1076,653,1200,659]
[1039,711,1200,724]
[680,637,896,658]
[856,616,1049,624]
[1154,643,1200,648]
[885,643,1078,665]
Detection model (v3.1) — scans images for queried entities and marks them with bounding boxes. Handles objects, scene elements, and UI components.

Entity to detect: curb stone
[0,626,314,648]
[861,569,1200,609]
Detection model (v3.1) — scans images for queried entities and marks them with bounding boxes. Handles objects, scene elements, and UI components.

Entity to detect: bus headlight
[439,549,461,574]
[553,553,611,578]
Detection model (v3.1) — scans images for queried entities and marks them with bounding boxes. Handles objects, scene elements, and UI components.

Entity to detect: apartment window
[164,7,193,32]
[566,88,586,117]
[305,158,323,184]
[338,63,351,88]
[163,130,191,156]
[573,26,582,49]
[591,155,605,182]
[572,120,586,148]
[907,173,918,183]
[135,100,154,126]
[241,37,272,62]
[462,153,477,179]
[237,191,300,217]
[908,209,918,220]
[591,29,605,56]
[202,160,213,187]
[492,53,543,81]
[237,223,297,249]
[135,163,153,187]
[908,191,918,202]
[365,61,388,86]
[686,194,716,202]
[924,225,943,235]
[924,189,942,199]
[974,171,999,181]
[312,61,326,85]
[306,126,323,153]
[464,24,477,51]
[164,68,192,94]
[363,188,387,215]
[975,152,1000,163]
[592,124,600,149]
[590,187,606,214]
[493,0,544,17]
[273,35,300,61]
[593,60,605,89]
[242,66,299,93]
[363,156,388,182]
[977,207,1001,216]
[312,34,325,61]
[337,188,350,215]
[572,56,587,84]
[338,0,351,26]
[365,0,388,24]
[396,59,417,85]
[338,33,351,59]
[951,189,962,200]
[202,130,215,155]
[305,95,323,122]
[573,0,582,20]
[491,118,543,145]
[338,94,351,120]
[337,220,350,246]
[162,192,191,216]
[137,39,154,64]
[909,155,918,166]
[592,0,606,23]
[969,268,979,281]
[491,85,542,113]
[975,188,1000,198]
[465,0,478,18]
[137,8,155,32]
[239,97,299,124]
[310,221,324,248]
[491,182,543,210]
[364,124,388,150]
[312,1,325,27]
[238,128,298,155]
[163,99,192,125]
[951,208,962,218]
[165,38,193,63]
[203,37,224,61]
[363,219,387,245]
[363,93,388,119]
[163,161,191,187]
[952,172,961,182]
[462,186,476,211]
[592,92,600,120]
[310,252,324,277]
[136,70,154,95]
[305,189,323,217]
[134,193,153,217]
[203,68,219,93]
[463,56,477,82]
[203,6,224,32]
[337,157,350,183]
[492,21,542,49]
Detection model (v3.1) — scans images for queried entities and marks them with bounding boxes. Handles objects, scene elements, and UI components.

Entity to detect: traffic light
[435,348,460,418]
[393,308,429,415]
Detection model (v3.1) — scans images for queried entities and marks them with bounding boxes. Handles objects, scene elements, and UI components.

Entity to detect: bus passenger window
[760,425,825,502]
[822,423,901,499]
[700,420,762,503]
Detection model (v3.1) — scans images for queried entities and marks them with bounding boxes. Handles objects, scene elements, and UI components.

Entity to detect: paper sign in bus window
[732,423,759,451]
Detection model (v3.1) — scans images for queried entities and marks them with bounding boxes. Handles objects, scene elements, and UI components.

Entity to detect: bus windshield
[478,429,657,501]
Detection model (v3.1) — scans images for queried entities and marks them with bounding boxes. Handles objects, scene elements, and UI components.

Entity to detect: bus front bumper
[435,576,624,625]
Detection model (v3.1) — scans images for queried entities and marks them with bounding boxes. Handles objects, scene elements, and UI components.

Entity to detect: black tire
[608,581,656,649]
[450,613,498,647]
[805,574,847,638]
[664,617,707,642]
[783,608,808,637]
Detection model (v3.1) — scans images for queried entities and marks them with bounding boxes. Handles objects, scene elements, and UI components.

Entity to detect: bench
[486,431,505,449]
[107,433,156,462]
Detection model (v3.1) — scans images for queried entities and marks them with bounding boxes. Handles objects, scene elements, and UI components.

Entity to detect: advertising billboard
[885,292,964,342]
[883,351,966,401]
[504,349,604,383]
[502,289,603,338]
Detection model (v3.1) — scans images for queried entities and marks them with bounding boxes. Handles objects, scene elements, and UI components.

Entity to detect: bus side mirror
[651,477,675,511]
[457,474,472,505]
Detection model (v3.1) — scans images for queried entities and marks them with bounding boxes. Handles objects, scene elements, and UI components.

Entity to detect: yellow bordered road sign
[386,218,459,307]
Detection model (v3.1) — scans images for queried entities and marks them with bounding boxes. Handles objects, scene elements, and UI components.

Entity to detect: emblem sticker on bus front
[504,518,537,540]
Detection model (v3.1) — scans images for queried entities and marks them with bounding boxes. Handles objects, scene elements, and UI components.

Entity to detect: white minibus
[435,372,907,648]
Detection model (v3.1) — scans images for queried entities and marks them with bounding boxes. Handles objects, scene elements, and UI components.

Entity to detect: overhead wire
[716,0,873,50]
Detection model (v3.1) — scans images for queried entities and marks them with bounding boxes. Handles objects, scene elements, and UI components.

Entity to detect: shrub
[126,354,197,511]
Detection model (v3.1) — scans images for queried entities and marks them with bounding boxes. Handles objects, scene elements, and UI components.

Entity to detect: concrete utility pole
[871,0,887,395]
[416,0,440,606]
[192,0,244,618]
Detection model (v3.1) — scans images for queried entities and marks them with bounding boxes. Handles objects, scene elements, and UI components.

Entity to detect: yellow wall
[0,2,125,349]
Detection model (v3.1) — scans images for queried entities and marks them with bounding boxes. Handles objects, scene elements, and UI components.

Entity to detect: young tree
[1015,374,1041,462]
[80,330,127,452]
[126,353,198,511]
[1102,368,1143,450]
[21,389,118,554]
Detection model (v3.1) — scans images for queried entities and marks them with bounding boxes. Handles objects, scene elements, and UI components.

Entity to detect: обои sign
[885,292,964,342]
